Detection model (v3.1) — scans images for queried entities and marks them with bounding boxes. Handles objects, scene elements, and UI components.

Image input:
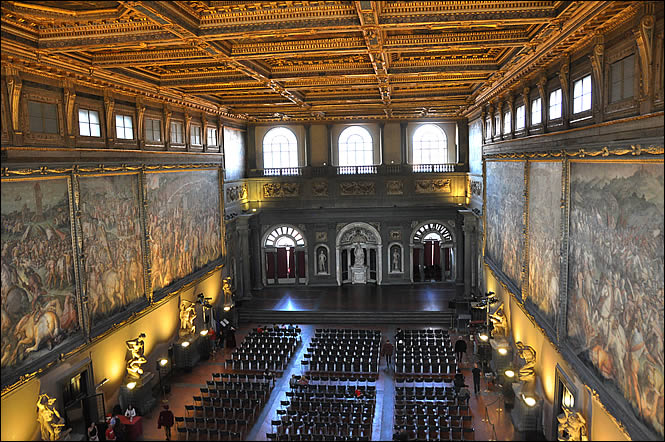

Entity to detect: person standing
[381,339,394,370]
[226,326,237,349]
[105,422,117,441]
[454,336,467,366]
[87,421,99,441]
[157,404,175,441]
[472,363,482,394]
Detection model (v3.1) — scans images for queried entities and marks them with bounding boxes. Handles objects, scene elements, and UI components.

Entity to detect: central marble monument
[352,243,368,284]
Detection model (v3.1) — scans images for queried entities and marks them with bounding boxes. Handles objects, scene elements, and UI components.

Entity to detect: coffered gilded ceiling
[0,1,641,121]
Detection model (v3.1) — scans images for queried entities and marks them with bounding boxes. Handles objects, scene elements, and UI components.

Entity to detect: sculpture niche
[222,277,233,309]
[179,300,197,337]
[515,341,537,394]
[352,242,367,284]
[126,333,147,380]
[37,394,70,441]
[557,407,588,441]
[489,303,508,338]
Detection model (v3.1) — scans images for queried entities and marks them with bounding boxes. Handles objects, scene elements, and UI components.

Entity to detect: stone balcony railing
[248,163,465,178]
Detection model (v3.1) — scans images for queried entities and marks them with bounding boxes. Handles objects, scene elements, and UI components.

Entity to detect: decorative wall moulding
[386,180,404,195]
[470,180,483,196]
[311,180,329,197]
[263,182,300,198]
[339,181,375,196]
[315,231,328,242]
[414,179,451,193]
[226,184,248,202]
[390,230,402,240]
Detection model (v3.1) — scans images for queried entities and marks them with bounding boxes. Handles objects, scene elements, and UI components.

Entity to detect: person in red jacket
[105,422,117,441]
[157,404,175,440]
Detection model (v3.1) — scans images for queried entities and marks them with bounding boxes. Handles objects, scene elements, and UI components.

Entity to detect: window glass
[263,127,298,169]
[115,114,133,139]
[610,55,635,103]
[412,124,448,164]
[573,75,592,113]
[78,109,101,137]
[28,101,59,134]
[170,121,184,144]
[145,118,161,142]
[494,114,500,136]
[503,111,511,134]
[207,128,218,146]
[191,125,201,145]
[549,89,562,120]
[338,126,373,166]
[515,105,525,130]
[531,97,542,125]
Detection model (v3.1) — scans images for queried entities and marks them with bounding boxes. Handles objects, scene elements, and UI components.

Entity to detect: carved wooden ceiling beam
[354,1,392,118]
[118,0,312,114]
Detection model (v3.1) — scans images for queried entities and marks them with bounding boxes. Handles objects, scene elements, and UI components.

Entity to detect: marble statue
[179,299,197,337]
[37,394,66,441]
[516,341,537,383]
[489,303,508,337]
[126,333,147,379]
[354,243,365,266]
[222,277,232,306]
[318,248,327,273]
[392,247,400,271]
[557,407,588,441]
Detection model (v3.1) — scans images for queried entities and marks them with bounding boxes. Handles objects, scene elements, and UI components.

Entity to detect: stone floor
[138,323,521,441]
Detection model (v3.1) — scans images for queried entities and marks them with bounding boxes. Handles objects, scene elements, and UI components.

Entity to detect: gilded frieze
[414,179,451,194]
[263,182,300,198]
[226,184,248,202]
[386,180,404,195]
[339,181,375,196]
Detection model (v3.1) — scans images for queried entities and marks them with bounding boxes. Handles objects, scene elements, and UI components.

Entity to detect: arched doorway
[262,225,307,285]
[410,221,455,283]
[336,222,382,285]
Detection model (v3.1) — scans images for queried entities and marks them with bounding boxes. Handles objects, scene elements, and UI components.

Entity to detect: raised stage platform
[237,284,465,324]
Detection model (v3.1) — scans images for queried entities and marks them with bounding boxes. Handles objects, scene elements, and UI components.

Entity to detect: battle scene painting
[485,160,525,290]
[146,169,222,293]
[1,178,80,384]
[567,162,664,437]
[527,161,562,327]
[79,174,145,326]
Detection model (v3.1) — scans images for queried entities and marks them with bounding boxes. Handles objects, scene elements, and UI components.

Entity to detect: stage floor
[240,283,461,312]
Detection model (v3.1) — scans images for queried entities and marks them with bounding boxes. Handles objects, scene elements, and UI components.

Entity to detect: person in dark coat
[454,336,467,365]
[381,339,394,370]
[157,404,175,441]
[472,362,482,394]
[225,326,237,349]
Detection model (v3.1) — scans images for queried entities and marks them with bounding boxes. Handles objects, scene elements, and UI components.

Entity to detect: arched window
[263,127,298,169]
[338,126,373,166]
[412,124,448,164]
[263,225,306,285]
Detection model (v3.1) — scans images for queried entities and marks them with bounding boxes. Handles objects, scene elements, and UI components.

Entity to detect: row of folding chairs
[226,359,288,372]
[267,433,370,441]
[394,375,455,386]
[393,425,475,441]
[175,416,251,431]
[212,372,274,383]
[315,328,380,336]
[285,391,377,401]
[178,407,253,422]
[303,360,379,374]
[291,384,377,396]
[399,329,450,336]
[294,374,377,386]
[394,401,464,414]
[177,427,241,441]
[204,380,271,391]
[271,421,372,438]
[396,362,457,375]
[395,386,456,395]
[286,400,375,414]
[282,407,374,421]
[196,389,268,402]
[185,398,260,414]
[395,414,473,428]
[395,403,471,417]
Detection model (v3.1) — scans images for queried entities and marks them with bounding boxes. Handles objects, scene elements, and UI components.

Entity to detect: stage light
[522,394,536,407]
[498,347,508,355]
[181,341,190,348]
[126,382,137,390]
[224,306,232,312]
[479,333,489,342]
[200,330,208,336]
[252,208,257,212]
[159,358,168,367]
[504,369,515,378]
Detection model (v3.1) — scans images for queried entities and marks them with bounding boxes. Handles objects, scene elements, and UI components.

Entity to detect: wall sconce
[181,341,190,348]
[200,330,208,336]
[498,347,508,356]
[223,305,232,312]
[504,369,515,379]
[479,333,489,342]
[159,358,168,367]
[126,381,137,390]
[95,378,109,390]
[522,393,537,407]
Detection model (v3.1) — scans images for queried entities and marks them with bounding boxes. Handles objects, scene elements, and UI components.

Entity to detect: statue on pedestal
[126,333,147,379]
[354,243,365,266]
[222,277,233,307]
[557,407,588,441]
[489,303,507,338]
[37,394,67,441]
[179,300,197,337]
[515,341,537,393]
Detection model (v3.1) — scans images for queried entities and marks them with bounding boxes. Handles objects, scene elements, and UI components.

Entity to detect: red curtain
[277,248,287,278]
[444,248,450,271]
[288,248,296,278]
[433,243,440,267]
[266,252,276,279]
[424,241,433,266]
[297,251,306,278]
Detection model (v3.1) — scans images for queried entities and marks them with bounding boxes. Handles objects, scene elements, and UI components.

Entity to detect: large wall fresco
[485,160,525,290]
[224,127,246,181]
[1,178,80,381]
[527,161,562,327]
[146,169,222,292]
[567,162,664,437]
[79,174,145,325]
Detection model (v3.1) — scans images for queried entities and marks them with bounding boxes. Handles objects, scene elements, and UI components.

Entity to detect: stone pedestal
[174,335,201,371]
[351,265,367,284]
[510,382,542,432]
[119,372,157,415]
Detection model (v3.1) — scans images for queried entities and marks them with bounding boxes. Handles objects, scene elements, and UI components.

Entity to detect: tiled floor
[138,323,519,441]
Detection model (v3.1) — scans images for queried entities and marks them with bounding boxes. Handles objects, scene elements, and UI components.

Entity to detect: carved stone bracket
[634,14,655,100]
[62,78,76,138]
[4,65,22,134]
[103,90,115,144]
